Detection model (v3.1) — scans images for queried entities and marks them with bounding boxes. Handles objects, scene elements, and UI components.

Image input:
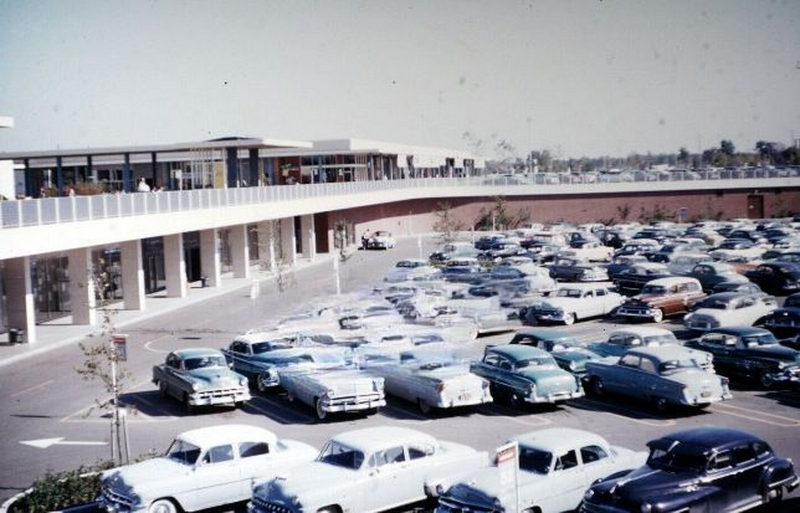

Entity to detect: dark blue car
[581,427,799,513]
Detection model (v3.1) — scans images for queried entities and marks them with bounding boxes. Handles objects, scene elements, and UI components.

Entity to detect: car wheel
[763,486,784,505]
[182,393,195,414]
[590,377,605,396]
[315,398,327,421]
[418,398,432,414]
[157,380,167,398]
[653,396,670,413]
[651,309,664,323]
[563,312,576,326]
[148,499,177,513]
[508,391,525,408]
[758,371,774,389]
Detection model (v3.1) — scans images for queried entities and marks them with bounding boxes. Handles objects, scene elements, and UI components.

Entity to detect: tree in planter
[433,201,464,245]
[333,219,352,263]
[74,257,133,466]
[250,221,295,293]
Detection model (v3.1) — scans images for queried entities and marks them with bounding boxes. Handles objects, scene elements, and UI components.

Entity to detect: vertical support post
[248,148,259,187]
[229,224,250,279]
[67,247,97,325]
[279,217,296,266]
[226,147,240,188]
[300,214,316,260]
[200,228,222,287]
[151,152,157,189]
[56,156,64,196]
[23,158,31,197]
[120,240,146,310]
[122,153,132,193]
[87,155,93,184]
[3,256,37,343]
[163,233,187,298]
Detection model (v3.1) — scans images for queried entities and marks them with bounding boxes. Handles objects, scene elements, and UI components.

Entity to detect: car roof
[513,329,577,342]
[172,348,225,359]
[702,292,747,301]
[704,326,772,337]
[177,424,278,448]
[513,428,608,454]
[650,427,762,453]
[609,326,673,338]
[555,282,613,290]
[488,344,551,360]
[331,426,438,453]
[626,345,694,360]
[644,277,701,287]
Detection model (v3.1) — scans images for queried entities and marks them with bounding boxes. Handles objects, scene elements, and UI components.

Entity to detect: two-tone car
[470,345,584,406]
[520,283,623,325]
[221,332,326,385]
[508,328,600,379]
[366,230,396,249]
[683,292,777,332]
[98,425,317,513]
[249,426,488,513]
[684,326,800,388]
[581,427,799,513]
[152,348,251,412]
[586,327,713,371]
[584,345,731,411]
[614,277,705,323]
[437,428,647,513]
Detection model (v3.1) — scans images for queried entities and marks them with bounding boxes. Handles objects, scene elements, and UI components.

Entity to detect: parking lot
[1,236,799,512]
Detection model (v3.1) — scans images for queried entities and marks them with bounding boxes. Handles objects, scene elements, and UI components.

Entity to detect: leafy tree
[720,139,736,156]
[433,202,464,244]
[677,147,690,165]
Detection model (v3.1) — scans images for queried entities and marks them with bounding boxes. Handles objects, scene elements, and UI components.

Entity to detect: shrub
[8,461,113,513]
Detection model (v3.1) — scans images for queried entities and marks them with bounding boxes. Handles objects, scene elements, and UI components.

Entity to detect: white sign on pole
[112,334,128,362]
[495,441,520,513]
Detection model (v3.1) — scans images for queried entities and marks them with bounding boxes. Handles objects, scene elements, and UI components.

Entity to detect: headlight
[493,497,503,509]
[640,503,652,513]
[528,383,537,396]
[191,382,200,391]
[239,377,247,386]
[778,362,788,370]
[568,360,577,371]
[584,488,595,500]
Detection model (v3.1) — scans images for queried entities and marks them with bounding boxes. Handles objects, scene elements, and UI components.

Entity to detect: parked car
[260,347,386,420]
[684,327,800,388]
[546,257,609,282]
[98,425,317,513]
[384,259,439,282]
[614,276,706,323]
[665,253,714,275]
[437,428,647,513]
[581,427,799,513]
[365,346,493,413]
[152,348,250,412]
[471,345,584,406]
[606,254,649,280]
[684,262,749,292]
[711,281,763,294]
[683,292,777,332]
[613,262,673,294]
[559,241,614,262]
[249,426,488,513]
[586,327,714,370]
[521,283,623,325]
[763,291,800,337]
[745,261,800,295]
[366,230,396,249]
[584,345,732,411]
[221,332,325,384]
[508,328,601,378]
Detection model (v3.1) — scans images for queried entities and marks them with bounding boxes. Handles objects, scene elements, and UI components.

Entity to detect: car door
[235,441,272,499]
[604,354,639,395]
[367,446,413,510]
[550,449,586,505]
[185,444,241,511]
[726,444,765,508]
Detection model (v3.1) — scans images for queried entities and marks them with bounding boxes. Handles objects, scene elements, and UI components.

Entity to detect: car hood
[770,306,800,317]
[535,298,575,309]
[102,458,192,500]
[443,466,547,506]
[255,461,352,505]
[625,294,668,306]
[591,465,698,503]
[740,345,800,363]
[187,367,244,386]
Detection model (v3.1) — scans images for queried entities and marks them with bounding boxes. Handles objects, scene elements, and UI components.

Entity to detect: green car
[152,347,251,412]
[470,345,584,406]
[509,328,600,379]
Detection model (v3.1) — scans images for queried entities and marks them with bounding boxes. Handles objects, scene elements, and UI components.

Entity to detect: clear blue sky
[1,0,798,159]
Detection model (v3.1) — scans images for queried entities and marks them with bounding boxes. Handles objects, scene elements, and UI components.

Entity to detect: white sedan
[523,283,624,325]
[684,292,778,332]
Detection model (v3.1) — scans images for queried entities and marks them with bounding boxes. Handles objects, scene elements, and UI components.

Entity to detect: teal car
[470,345,584,406]
[509,328,600,378]
[152,348,251,412]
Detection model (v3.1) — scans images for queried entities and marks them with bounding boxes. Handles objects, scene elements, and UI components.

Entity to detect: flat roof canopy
[0,136,312,160]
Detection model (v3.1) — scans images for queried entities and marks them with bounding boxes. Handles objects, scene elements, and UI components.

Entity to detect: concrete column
[120,240,146,310]
[200,228,221,287]
[164,234,187,298]
[67,247,97,325]
[279,217,296,265]
[122,153,132,193]
[56,156,64,196]
[3,257,37,343]
[300,214,316,260]
[256,221,276,272]
[228,224,250,279]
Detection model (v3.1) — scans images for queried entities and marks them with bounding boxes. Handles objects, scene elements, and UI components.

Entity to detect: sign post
[112,334,128,362]
[495,441,520,513]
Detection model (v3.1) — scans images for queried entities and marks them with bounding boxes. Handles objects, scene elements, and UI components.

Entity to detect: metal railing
[1,168,797,230]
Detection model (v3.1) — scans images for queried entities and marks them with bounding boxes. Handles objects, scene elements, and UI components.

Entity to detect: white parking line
[713,403,800,428]
[505,415,552,427]
[10,379,55,398]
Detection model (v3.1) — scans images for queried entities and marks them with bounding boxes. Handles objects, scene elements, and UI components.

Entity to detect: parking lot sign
[112,334,128,362]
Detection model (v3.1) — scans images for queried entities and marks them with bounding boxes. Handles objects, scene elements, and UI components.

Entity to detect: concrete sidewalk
[0,253,338,370]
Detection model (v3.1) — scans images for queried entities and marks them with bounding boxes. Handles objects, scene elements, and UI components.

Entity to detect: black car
[764,291,800,336]
[545,257,608,282]
[745,261,800,295]
[684,262,749,292]
[581,427,799,513]
[613,263,673,294]
[684,326,800,387]
[606,255,649,281]
[711,281,763,294]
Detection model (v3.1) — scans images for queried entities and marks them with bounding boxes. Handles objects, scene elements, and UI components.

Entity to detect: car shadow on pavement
[760,389,800,408]
[568,396,713,421]
[119,390,242,418]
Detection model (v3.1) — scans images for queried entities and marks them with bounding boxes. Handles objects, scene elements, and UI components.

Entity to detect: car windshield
[647,444,707,472]
[742,334,778,347]
[184,355,227,370]
[785,296,800,308]
[312,352,348,366]
[317,440,365,470]
[641,285,668,294]
[704,298,732,310]
[166,440,202,465]
[556,289,582,298]
[659,359,701,374]
[518,446,553,474]
[515,357,556,369]
[643,334,678,345]
[252,341,291,354]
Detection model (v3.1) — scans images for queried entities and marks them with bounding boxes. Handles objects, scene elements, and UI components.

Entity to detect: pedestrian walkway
[0,253,338,369]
